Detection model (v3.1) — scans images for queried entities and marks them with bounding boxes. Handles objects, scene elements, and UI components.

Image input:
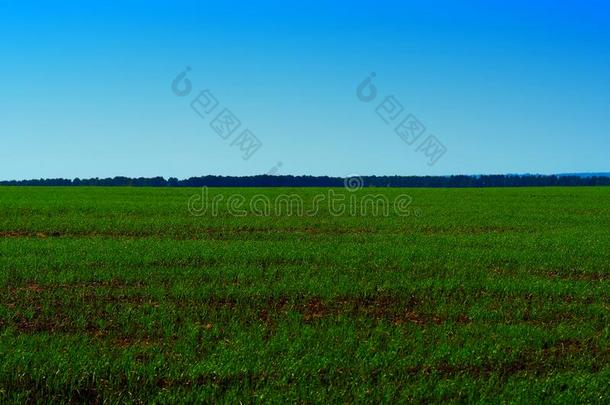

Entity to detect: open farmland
[0,186,609,403]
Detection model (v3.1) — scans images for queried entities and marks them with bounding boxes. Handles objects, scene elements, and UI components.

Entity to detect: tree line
[1,174,610,187]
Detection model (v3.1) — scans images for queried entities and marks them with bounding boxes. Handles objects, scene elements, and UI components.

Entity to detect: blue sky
[1,0,609,179]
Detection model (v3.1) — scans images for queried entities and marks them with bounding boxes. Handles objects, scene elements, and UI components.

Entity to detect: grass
[0,186,609,403]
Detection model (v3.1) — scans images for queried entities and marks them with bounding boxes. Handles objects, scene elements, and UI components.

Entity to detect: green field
[1,186,609,403]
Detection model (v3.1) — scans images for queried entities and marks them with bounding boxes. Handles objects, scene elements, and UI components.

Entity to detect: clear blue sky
[1,0,609,179]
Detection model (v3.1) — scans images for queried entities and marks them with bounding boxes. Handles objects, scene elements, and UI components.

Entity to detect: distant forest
[1,175,610,187]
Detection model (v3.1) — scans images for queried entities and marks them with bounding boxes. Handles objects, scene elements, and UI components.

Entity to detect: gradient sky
[1,0,609,179]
